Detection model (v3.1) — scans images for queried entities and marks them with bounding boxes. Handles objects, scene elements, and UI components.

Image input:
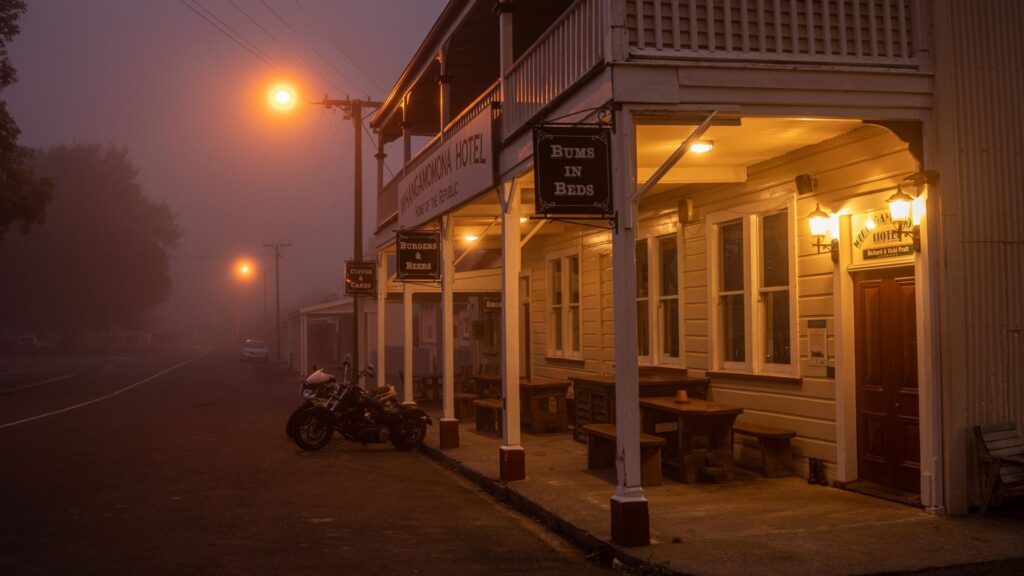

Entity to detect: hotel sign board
[397,106,494,230]
[851,209,915,266]
[533,126,613,216]
[345,261,376,296]
[396,230,441,281]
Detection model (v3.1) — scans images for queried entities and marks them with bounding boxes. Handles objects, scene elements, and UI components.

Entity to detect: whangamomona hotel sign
[397,106,493,231]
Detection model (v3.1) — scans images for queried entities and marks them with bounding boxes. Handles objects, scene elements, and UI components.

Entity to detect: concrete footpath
[417,410,1024,576]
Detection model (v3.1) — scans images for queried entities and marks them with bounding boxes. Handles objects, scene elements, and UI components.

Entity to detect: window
[710,202,796,375]
[636,233,682,366]
[548,252,582,358]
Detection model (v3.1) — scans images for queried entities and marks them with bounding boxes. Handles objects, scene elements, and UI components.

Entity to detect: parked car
[240,339,269,362]
[16,335,42,356]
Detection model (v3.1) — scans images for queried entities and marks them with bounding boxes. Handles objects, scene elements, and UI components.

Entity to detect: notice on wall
[533,125,613,216]
[807,319,828,367]
[397,107,493,230]
[396,230,441,281]
[344,261,376,296]
[483,294,502,314]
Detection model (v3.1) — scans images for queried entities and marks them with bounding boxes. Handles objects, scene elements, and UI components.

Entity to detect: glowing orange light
[235,259,256,280]
[267,83,297,112]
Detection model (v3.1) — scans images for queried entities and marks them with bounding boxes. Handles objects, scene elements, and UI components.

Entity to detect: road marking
[0,374,76,394]
[0,353,208,430]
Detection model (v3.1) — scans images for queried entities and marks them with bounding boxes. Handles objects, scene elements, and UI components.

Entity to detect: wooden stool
[581,423,664,486]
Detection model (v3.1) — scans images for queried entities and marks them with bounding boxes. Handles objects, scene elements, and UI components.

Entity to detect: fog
[5,0,445,341]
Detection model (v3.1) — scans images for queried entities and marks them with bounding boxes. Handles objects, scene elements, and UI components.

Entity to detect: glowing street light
[267,83,297,112]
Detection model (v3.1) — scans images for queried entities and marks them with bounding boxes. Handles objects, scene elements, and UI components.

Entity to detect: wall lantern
[885,185,922,252]
[807,203,839,263]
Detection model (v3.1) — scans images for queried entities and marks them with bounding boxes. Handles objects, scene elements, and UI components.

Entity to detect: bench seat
[733,422,796,477]
[473,398,503,435]
[454,392,480,422]
[581,423,664,486]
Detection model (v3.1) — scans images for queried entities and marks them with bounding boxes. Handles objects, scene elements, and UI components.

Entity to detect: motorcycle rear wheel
[390,417,427,451]
[293,409,333,451]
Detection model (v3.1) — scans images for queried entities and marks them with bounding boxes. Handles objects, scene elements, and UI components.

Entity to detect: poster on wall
[807,319,828,367]
[483,294,502,314]
[533,125,613,216]
[851,209,914,267]
[396,230,441,281]
[344,261,376,296]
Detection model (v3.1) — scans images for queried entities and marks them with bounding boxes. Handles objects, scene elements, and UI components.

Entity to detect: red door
[854,267,920,494]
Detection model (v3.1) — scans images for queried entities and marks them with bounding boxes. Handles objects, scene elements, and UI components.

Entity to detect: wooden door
[854,267,920,493]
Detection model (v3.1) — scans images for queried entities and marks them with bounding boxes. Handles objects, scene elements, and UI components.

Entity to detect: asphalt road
[0,349,610,576]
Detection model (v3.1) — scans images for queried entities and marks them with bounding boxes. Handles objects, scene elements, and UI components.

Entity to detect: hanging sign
[533,125,613,215]
[396,230,441,281]
[851,210,914,266]
[345,261,376,296]
[483,294,502,314]
[397,106,494,230]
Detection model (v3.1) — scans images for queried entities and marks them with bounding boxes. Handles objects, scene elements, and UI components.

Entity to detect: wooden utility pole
[263,242,290,362]
[315,97,382,377]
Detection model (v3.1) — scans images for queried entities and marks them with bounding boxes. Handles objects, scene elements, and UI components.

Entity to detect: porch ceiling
[636,117,863,186]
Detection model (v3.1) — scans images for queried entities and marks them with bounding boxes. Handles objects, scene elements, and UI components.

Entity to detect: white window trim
[546,247,582,359]
[635,230,685,368]
[707,195,799,377]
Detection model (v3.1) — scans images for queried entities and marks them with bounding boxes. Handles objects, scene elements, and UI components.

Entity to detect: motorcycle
[286,363,401,439]
[291,361,431,452]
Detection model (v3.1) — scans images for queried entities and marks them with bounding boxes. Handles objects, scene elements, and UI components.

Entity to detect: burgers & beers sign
[396,230,441,281]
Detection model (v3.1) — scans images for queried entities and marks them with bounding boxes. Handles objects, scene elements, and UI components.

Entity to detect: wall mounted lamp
[886,185,922,252]
[807,203,839,263]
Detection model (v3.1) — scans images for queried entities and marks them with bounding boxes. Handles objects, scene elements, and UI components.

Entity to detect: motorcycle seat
[366,385,391,396]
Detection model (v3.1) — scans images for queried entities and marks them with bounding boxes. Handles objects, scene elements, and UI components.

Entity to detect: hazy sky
[7,0,446,335]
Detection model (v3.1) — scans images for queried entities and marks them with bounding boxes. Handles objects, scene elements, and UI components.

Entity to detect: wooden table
[569,372,711,442]
[639,397,743,483]
[520,380,571,434]
[469,373,503,398]
[414,373,441,401]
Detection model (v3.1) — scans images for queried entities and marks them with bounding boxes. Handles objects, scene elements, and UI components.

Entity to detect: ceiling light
[689,141,714,154]
[464,234,479,242]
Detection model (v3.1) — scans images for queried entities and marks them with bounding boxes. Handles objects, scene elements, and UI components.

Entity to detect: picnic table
[639,396,743,483]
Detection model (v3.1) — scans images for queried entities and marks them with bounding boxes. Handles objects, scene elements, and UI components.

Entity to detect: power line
[291,0,387,94]
[176,0,323,96]
[225,0,346,96]
[256,0,370,97]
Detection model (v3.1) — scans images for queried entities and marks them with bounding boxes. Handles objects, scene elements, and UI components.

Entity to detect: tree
[0,0,52,240]
[0,145,181,341]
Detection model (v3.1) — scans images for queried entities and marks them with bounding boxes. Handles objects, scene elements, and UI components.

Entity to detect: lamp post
[315,97,383,377]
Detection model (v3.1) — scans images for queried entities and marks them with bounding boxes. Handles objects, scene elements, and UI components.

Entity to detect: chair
[975,422,1024,514]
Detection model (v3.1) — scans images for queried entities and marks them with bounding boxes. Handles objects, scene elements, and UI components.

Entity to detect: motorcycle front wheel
[293,408,334,451]
[285,403,310,439]
[390,417,427,451]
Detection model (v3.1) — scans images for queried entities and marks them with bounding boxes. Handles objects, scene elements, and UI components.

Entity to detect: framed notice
[344,261,376,296]
[807,319,828,367]
[396,230,441,281]
[533,126,613,216]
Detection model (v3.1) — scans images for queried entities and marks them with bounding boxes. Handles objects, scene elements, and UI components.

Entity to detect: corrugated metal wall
[942,0,1024,506]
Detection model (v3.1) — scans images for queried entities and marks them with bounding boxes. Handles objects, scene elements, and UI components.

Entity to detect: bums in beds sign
[533,125,613,215]
[345,261,376,296]
[396,230,441,281]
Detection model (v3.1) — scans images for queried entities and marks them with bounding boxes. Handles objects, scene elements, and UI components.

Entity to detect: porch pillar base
[499,445,526,482]
[610,495,650,547]
[439,418,460,450]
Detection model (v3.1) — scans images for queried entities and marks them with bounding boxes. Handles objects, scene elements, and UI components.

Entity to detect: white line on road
[0,353,209,430]
[0,374,76,394]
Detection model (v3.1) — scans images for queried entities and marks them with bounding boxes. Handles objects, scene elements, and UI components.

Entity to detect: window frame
[546,248,583,359]
[635,231,685,368]
[708,196,798,377]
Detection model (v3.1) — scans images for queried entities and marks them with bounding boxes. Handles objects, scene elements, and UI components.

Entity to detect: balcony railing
[502,0,604,140]
[376,82,501,230]
[627,0,927,68]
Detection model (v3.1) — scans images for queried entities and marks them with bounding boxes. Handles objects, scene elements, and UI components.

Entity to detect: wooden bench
[454,392,480,422]
[975,422,1024,514]
[733,422,796,477]
[473,398,503,435]
[581,423,665,486]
